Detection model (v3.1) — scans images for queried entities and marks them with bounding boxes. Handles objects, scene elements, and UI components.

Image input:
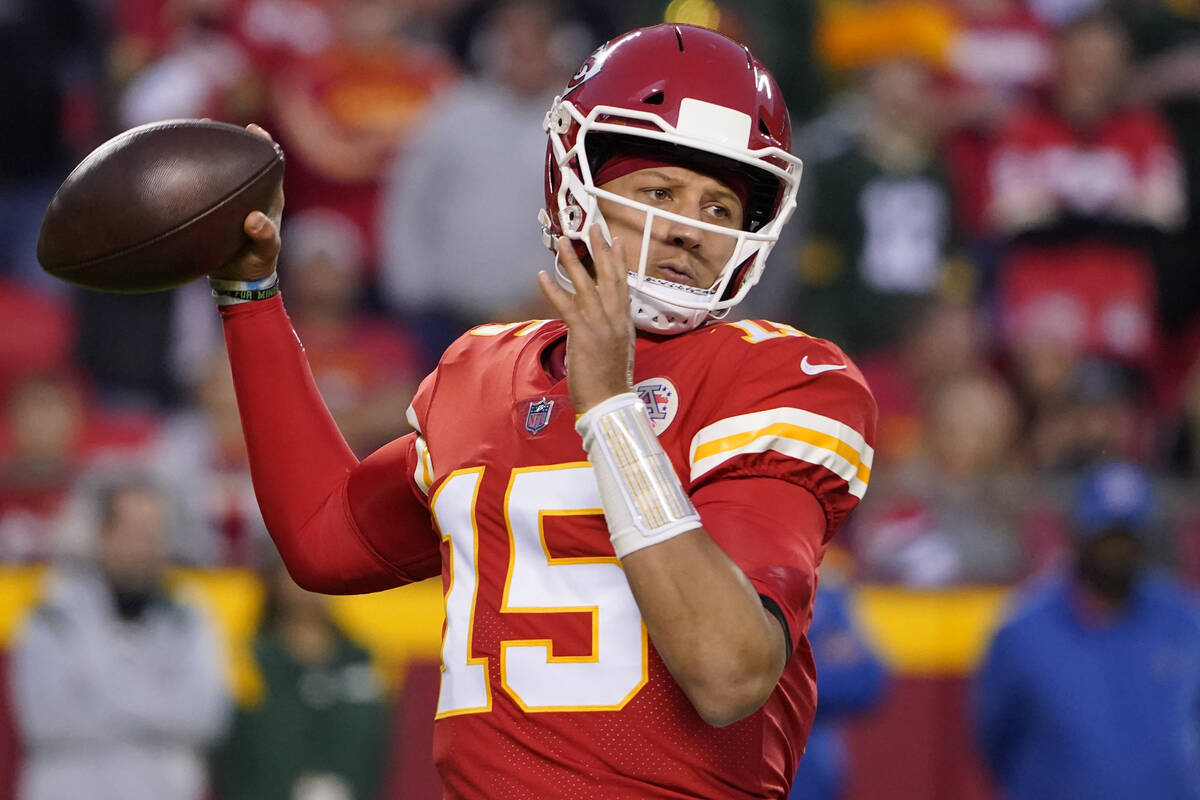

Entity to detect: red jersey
[220,299,876,799]
[402,318,875,798]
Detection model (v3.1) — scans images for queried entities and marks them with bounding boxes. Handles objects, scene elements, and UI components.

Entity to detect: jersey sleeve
[220,296,440,593]
[687,333,878,543]
[683,330,877,651]
[692,475,827,653]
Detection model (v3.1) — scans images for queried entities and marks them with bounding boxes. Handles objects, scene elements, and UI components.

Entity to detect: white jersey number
[432,464,647,718]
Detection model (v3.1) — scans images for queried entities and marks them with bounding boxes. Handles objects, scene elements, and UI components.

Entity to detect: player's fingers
[596,236,630,313]
[587,227,624,311]
[245,210,281,266]
[244,211,277,242]
[555,239,599,310]
[265,182,285,224]
[537,270,579,325]
[587,225,612,280]
[246,123,275,142]
[211,211,279,281]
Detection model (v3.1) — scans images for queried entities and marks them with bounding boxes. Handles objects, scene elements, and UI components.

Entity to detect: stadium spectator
[212,559,391,800]
[443,0,617,74]
[237,0,455,275]
[793,56,963,357]
[856,299,990,467]
[813,0,956,79]
[147,348,266,566]
[854,370,1024,585]
[938,0,1053,244]
[1120,0,1200,338]
[9,472,230,800]
[974,461,1200,800]
[0,374,84,562]
[988,11,1185,374]
[789,557,888,800]
[0,0,106,293]
[281,208,423,455]
[378,0,583,356]
[72,276,228,411]
[0,371,159,562]
[1023,357,1151,471]
[115,0,258,129]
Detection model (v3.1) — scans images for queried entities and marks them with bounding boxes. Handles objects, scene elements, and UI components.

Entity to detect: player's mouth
[653,262,697,286]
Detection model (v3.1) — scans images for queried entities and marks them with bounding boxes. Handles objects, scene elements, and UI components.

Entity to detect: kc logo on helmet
[563,46,611,97]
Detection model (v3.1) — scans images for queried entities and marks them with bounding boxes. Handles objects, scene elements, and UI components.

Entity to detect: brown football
[37,119,284,293]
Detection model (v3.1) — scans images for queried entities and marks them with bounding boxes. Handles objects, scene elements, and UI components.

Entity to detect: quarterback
[211,24,877,800]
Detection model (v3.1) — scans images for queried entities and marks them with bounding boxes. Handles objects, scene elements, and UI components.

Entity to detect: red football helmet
[541,23,803,333]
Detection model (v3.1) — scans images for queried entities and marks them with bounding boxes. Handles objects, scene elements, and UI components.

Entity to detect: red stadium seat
[0,280,75,398]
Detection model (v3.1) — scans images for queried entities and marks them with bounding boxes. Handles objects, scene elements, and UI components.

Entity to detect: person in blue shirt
[790,561,888,800]
[974,462,1200,800]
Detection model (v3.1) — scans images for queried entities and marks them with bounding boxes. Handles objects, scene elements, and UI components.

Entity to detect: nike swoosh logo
[800,356,848,375]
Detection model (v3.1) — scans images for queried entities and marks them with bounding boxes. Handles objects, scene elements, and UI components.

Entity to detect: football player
[210,24,877,799]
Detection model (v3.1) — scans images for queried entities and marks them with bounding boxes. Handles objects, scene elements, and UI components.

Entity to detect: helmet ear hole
[561,204,584,233]
[643,91,665,105]
[758,118,771,136]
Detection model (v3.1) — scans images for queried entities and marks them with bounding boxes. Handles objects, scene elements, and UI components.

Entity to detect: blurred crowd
[2,0,1198,580]
[1,0,1199,798]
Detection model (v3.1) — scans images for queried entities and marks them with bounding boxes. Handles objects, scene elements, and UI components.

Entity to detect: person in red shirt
[235,0,455,272]
[987,10,1185,371]
[208,24,877,799]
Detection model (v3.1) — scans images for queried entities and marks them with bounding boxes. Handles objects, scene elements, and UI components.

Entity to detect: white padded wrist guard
[575,393,700,559]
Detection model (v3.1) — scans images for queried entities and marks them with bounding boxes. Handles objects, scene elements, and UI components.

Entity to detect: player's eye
[706,203,731,219]
[644,187,671,203]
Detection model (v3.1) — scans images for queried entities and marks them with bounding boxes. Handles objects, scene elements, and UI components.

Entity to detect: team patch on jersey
[524,397,555,435]
[634,377,679,435]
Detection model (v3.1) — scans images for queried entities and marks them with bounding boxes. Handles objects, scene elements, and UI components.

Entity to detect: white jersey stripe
[688,407,873,498]
[407,403,435,496]
[414,434,434,496]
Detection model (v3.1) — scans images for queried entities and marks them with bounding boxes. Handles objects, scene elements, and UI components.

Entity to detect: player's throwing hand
[209,124,285,283]
[538,227,635,415]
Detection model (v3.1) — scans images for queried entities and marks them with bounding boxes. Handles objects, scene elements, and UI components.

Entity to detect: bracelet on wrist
[209,272,279,306]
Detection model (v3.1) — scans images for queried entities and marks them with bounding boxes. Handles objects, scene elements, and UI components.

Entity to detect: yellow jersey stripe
[689,407,873,498]
[694,421,871,485]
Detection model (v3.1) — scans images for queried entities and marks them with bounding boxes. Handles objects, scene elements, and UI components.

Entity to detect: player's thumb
[207,210,280,281]
[244,211,281,262]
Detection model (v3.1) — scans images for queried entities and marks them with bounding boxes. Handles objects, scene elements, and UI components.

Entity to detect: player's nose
[658,212,704,251]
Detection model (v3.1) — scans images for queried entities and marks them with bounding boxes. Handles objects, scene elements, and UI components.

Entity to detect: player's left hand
[537,228,634,414]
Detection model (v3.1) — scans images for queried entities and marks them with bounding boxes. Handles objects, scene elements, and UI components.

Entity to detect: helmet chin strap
[550,250,719,334]
[628,280,716,334]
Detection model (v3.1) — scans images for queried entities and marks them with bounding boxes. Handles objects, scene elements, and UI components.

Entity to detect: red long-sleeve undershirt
[220,295,439,593]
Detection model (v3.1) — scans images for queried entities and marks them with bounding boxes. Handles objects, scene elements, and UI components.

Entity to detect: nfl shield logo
[525,397,554,435]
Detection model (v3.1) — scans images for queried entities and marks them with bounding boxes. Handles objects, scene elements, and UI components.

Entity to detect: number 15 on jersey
[431,463,649,717]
